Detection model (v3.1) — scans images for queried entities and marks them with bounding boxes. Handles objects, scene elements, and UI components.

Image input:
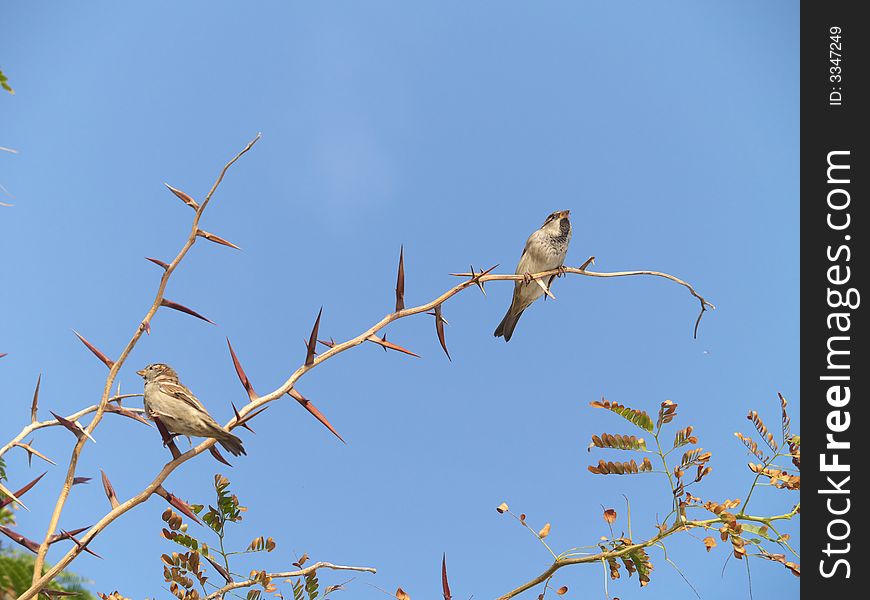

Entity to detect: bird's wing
[159,381,209,414]
[515,232,538,275]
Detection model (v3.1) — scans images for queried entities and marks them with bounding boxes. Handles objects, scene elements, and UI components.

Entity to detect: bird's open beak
[136,369,146,377]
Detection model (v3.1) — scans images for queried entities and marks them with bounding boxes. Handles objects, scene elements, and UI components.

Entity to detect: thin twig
[0,395,143,460]
[203,562,376,599]
[494,506,798,600]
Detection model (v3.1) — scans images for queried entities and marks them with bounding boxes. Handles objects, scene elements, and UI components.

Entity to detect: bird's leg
[162,434,182,447]
[522,272,533,284]
[556,265,568,277]
[152,416,182,458]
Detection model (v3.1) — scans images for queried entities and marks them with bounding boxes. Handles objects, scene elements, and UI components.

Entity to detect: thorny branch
[8,135,715,598]
[203,562,377,599]
[495,505,800,600]
[0,395,143,463]
[22,134,262,594]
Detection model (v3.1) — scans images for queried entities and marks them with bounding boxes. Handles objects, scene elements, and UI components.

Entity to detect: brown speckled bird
[137,363,245,456]
[494,210,572,341]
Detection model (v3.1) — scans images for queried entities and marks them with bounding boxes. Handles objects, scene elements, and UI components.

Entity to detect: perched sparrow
[137,363,246,456]
[494,210,572,342]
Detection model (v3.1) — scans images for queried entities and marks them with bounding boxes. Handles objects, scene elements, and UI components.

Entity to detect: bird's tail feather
[215,430,246,456]
[494,307,525,342]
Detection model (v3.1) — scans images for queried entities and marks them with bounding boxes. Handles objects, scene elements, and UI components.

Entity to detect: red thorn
[59,529,102,559]
[366,334,420,358]
[101,470,120,509]
[208,445,232,467]
[105,403,151,426]
[160,298,216,325]
[31,373,40,423]
[49,526,90,544]
[164,183,200,210]
[395,245,405,312]
[197,229,241,250]
[50,411,92,441]
[231,402,255,433]
[305,308,323,366]
[442,553,452,600]
[0,472,47,509]
[145,256,170,269]
[434,304,451,361]
[152,417,181,459]
[227,338,257,402]
[156,486,202,525]
[0,525,40,553]
[288,389,345,443]
[72,330,115,369]
[203,551,232,583]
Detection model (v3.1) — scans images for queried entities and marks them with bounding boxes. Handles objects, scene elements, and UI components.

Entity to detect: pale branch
[0,395,143,461]
[495,506,800,600]
[203,562,377,599]
[16,137,712,596]
[451,263,715,339]
[25,134,262,590]
[20,256,712,597]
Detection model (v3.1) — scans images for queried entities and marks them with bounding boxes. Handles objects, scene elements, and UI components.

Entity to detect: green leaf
[590,399,654,432]
[0,69,13,95]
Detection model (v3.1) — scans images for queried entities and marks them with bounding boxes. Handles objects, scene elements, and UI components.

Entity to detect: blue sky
[2,2,798,599]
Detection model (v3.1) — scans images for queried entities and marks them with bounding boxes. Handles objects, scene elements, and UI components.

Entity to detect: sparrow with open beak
[494,210,572,342]
[137,363,246,456]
